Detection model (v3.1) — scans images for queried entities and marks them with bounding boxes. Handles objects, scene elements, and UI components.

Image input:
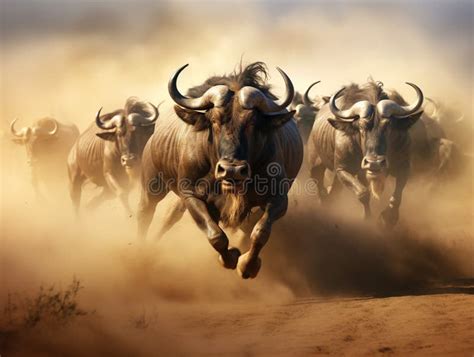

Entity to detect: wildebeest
[290,82,325,143]
[386,91,465,181]
[307,80,424,227]
[67,97,159,215]
[137,62,303,279]
[10,117,79,198]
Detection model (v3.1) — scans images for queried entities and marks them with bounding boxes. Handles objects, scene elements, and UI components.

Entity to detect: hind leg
[67,154,84,217]
[155,196,186,240]
[137,174,168,241]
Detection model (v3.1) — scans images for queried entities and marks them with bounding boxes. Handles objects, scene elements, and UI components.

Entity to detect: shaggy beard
[220,193,247,228]
[368,175,386,200]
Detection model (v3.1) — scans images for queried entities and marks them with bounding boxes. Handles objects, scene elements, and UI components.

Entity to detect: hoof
[237,253,261,279]
[218,247,241,269]
[379,207,398,229]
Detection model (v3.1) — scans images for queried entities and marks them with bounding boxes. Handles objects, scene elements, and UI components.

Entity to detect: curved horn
[238,67,295,114]
[377,82,424,119]
[303,81,320,106]
[128,101,162,126]
[10,118,23,137]
[329,87,360,122]
[95,108,119,130]
[273,67,295,111]
[425,97,439,119]
[169,64,221,110]
[47,119,58,136]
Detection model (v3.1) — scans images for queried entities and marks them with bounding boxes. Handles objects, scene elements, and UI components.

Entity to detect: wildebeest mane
[186,62,277,100]
[124,96,155,117]
[340,79,409,109]
[35,117,58,131]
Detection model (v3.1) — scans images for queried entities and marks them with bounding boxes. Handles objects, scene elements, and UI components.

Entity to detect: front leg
[184,196,240,269]
[380,166,409,229]
[104,171,132,216]
[336,168,371,219]
[237,195,288,279]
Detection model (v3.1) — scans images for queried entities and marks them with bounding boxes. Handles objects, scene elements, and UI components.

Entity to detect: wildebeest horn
[377,82,424,119]
[238,67,295,114]
[127,101,162,126]
[48,119,58,136]
[10,118,23,137]
[303,81,321,106]
[329,87,360,122]
[169,64,231,110]
[95,108,120,130]
[425,97,439,120]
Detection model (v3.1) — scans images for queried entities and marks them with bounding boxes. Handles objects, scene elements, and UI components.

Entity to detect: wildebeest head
[168,62,295,194]
[95,97,159,170]
[329,81,424,198]
[10,117,58,165]
[293,82,321,124]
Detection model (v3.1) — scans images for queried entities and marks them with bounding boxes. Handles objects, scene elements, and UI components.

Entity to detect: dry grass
[1,277,88,332]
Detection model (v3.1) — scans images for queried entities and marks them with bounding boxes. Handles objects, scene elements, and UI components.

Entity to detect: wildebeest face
[10,118,58,165]
[329,83,424,197]
[169,64,296,194]
[95,101,158,170]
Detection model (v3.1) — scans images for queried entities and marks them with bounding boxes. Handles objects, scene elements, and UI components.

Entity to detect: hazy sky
[1,0,472,127]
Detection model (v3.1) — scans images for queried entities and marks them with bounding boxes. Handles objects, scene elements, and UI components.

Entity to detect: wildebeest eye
[358,119,369,130]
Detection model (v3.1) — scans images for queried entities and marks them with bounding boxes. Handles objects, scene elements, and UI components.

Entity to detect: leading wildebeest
[137,62,303,279]
[10,117,79,198]
[307,80,424,228]
[67,97,159,215]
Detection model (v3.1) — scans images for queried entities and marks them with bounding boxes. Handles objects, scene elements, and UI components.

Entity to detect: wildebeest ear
[328,118,356,131]
[96,132,116,141]
[392,111,423,130]
[174,105,209,131]
[266,110,295,129]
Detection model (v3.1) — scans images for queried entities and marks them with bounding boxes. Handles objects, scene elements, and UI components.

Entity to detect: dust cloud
[1,1,473,355]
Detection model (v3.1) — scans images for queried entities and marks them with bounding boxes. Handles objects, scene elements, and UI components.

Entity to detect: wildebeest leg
[68,169,84,217]
[336,169,371,219]
[31,169,41,199]
[155,198,186,239]
[310,158,328,201]
[137,172,171,240]
[380,166,408,228]
[86,187,113,210]
[185,196,240,269]
[237,196,288,279]
[104,172,132,216]
[239,208,264,236]
[326,174,342,202]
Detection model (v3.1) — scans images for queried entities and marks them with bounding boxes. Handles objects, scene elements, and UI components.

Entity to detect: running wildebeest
[307,80,424,228]
[10,117,79,198]
[290,82,325,143]
[137,62,303,279]
[386,91,465,181]
[67,97,159,215]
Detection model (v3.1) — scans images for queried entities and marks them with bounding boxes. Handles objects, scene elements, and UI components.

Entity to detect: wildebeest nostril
[217,163,226,174]
[239,165,248,177]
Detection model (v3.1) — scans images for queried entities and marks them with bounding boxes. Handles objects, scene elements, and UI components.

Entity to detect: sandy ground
[0,158,473,356]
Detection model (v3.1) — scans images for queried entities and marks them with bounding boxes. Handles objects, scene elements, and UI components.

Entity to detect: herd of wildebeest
[8,62,470,279]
